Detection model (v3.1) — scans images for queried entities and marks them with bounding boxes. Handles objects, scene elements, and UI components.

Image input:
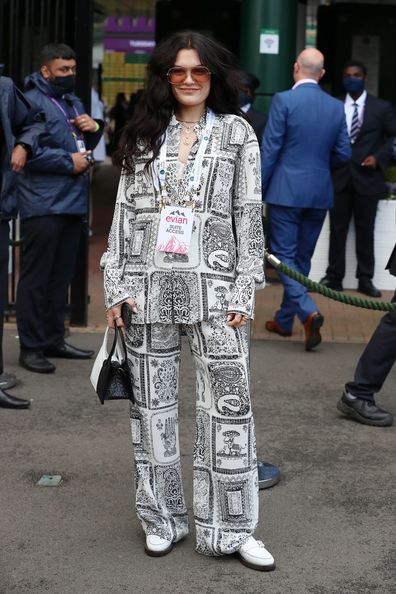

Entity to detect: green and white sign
[260,29,279,55]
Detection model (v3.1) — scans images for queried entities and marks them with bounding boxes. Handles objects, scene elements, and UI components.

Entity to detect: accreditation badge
[76,138,87,152]
[156,204,194,254]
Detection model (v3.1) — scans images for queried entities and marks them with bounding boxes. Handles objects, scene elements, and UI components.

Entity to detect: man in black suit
[321,60,396,298]
[337,243,396,426]
[239,71,267,145]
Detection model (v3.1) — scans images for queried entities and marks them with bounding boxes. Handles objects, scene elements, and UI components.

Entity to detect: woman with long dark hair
[104,31,274,571]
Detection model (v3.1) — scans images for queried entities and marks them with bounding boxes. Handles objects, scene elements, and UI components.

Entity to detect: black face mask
[47,75,76,96]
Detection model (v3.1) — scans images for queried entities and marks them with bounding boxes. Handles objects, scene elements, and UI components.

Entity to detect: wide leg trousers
[125,316,259,556]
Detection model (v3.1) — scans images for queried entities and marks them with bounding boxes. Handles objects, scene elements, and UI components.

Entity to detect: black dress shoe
[0,388,31,409]
[19,351,56,374]
[319,276,343,291]
[337,392,393,427]
[44,342,94,359]
[0,371,17,390]
[357,281,382,298]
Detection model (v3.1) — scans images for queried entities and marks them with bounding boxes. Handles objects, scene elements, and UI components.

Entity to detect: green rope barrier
[264,249,396,313]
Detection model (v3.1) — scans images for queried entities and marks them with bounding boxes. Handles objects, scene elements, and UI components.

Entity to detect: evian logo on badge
[165,210,188,225]
[156,204,194,255]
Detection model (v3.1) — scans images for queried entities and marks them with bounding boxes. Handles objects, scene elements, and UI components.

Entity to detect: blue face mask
[343,77,365,95]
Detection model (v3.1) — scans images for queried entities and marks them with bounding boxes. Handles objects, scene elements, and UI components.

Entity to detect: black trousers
[0,220,10,374]
[345,290,396,401]
[16,215,83,351]
[326,187,380,283]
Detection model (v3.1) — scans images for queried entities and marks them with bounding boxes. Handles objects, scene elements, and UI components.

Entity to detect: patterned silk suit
[104,112,265,555]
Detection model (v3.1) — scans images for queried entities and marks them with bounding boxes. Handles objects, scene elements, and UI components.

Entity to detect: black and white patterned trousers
[126,315,259,556]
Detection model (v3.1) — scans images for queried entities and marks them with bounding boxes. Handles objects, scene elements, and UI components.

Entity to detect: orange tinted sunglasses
[166,66,211,85]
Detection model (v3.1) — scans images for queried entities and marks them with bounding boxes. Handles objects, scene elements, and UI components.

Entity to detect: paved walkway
[1,329,395,594]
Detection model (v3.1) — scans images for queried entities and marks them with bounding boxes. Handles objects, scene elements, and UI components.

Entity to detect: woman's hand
[106,297,137,328]
[226,312,250,329]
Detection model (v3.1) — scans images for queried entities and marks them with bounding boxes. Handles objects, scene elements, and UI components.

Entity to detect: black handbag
[90,326,134,405]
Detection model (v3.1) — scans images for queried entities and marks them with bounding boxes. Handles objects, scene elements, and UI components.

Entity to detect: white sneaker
[145,534,173,557]
[238,536,276,571]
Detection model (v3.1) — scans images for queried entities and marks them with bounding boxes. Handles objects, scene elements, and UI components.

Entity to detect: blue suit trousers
[268,205,327,332]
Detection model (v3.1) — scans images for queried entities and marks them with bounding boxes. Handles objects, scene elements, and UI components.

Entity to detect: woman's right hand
[106,297,137,328]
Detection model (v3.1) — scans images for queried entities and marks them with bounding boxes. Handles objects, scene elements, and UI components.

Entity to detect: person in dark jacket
[239,71,267,145]
[320,60,396,297]
[0,73,45,407]
[16,43,103,374]
[108,92,129,152]
[337,243,396,426]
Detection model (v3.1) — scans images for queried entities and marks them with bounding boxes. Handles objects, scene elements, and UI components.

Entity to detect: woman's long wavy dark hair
[113,31,242,172]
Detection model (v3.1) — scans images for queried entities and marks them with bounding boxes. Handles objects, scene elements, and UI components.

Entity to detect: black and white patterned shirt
[104,112,265,324]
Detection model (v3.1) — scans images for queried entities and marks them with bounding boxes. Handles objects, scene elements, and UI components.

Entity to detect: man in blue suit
[262,48,351,350]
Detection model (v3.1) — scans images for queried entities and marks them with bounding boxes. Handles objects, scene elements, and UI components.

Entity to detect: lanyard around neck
[48,96,83,138]
[154,108,215,202]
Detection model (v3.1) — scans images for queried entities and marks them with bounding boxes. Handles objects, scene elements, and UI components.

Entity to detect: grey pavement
[1,328,395,594]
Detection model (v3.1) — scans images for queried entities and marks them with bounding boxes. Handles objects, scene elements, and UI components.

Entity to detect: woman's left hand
[106,297,137,328]
[226,312,250,328]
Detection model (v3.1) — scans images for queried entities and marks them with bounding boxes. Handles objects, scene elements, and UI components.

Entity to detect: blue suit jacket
[261,82,351,209]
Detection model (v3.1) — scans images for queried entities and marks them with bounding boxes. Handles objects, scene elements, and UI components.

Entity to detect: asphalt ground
[1,328,395,594]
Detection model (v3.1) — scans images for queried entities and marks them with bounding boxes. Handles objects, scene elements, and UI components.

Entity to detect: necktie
[350,102,359,144]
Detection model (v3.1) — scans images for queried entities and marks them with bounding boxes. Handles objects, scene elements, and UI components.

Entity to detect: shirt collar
[345,90,367,106]
[292,78,318,90]
[241,103,251,113]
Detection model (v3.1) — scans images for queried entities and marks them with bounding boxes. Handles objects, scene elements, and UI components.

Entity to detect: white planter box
[310,199,396,290]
